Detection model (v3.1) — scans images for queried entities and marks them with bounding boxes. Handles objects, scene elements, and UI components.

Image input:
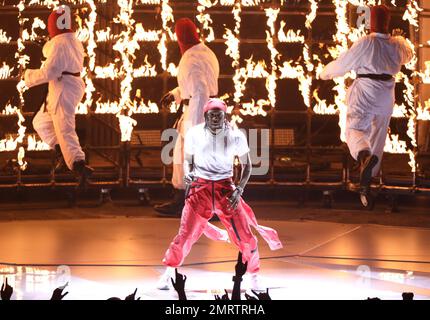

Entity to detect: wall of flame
[0,0,428,173]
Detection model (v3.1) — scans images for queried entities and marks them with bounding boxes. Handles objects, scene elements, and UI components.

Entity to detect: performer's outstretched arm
[182,71,210,131]
[24,43,64,88]
[320,38,366,80]
[393,35,414,65]
[228,153,252,210]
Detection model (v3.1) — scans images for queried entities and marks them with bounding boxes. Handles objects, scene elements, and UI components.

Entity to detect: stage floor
[0,216,429,300]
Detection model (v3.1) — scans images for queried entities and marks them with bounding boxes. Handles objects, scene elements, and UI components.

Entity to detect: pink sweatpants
[163,178,261,273]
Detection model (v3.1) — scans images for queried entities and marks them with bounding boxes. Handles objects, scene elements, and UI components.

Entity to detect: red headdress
[48,7,73,38]
[370,5,391,34]
[175,18,200,55]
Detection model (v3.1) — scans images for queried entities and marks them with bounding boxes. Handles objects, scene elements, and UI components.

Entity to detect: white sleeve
[24,43,64,88]
[320,37,367,80]
[234,129,250,157]
[183,127,195,155]
[182,68,210,131]
[394,36,414,65]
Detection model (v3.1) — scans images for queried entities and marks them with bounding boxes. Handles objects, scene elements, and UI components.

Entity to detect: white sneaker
[156,267,175,290]
[249,273,266,292]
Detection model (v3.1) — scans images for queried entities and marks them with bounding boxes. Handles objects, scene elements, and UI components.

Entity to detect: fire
[167,63,178,76]
[402,1,422,28]
[27,0,61,8]
[112,0,140,141]
[241,0,266,6]
[279,60,304,79]
[223,1,243,104]
[0,0,424,177]
[85,1,98,73]
[0,29,11,44]
[130,100,159,114]
[0,62,14,79]
[138,0,161,4]
[22,18,46,42]
[407,111,417,148]
[197,0,216,42]
[0,135,17,152]
[133,55,157,78]
[135,24,161,42]
[95,99,121,114]
[3,1,30,168]
[417,101,430,120]
[96,27,113,43]
[117,114,137,142]
[75,1,98,115]
[330,0,355,142]
[306,0,318,29]
[230,114,243,128]
[392,104,408,118]
[347,24,367,43]
[243,57,269,78]
[77,69,94,115]
[384,134,408,154]
[94,63,119,80]
[157,33,168,71]
[419,61,430,83]
[240,99,269,117]
[265,8,280,108]
[223,29,240,67]
[17,147,27,171]
[1,103,18,115]
[312,90,337,115]
[300,44,314,108]
[158,0,175,71]
[278,22,305,43]
[27,135,50,151]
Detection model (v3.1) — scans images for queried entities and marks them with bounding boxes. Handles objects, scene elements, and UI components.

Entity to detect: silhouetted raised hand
[235,252,248,278]
[244,292,257,300]
[1,277,13,300]
[231,252,248,300]
[251,288,271,300]
[125,288,141,300]
[171,268,187,300]
[214,290,229,300]
[50,283,69,300]
[402,292,414,301]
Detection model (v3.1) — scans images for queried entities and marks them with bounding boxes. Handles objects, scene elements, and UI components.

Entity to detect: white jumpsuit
[170,42,219,189]
[25,32,86,170]
[320,33,413,175]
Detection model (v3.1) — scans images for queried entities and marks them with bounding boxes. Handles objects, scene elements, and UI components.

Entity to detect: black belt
[182,95,217,106]
[61,71,81,77]
[357,74,393,81]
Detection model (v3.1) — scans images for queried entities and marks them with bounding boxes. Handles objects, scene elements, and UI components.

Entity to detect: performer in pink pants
[157,98,283,291]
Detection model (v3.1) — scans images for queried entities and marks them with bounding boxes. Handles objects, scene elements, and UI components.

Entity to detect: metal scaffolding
[0,0,429,204]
